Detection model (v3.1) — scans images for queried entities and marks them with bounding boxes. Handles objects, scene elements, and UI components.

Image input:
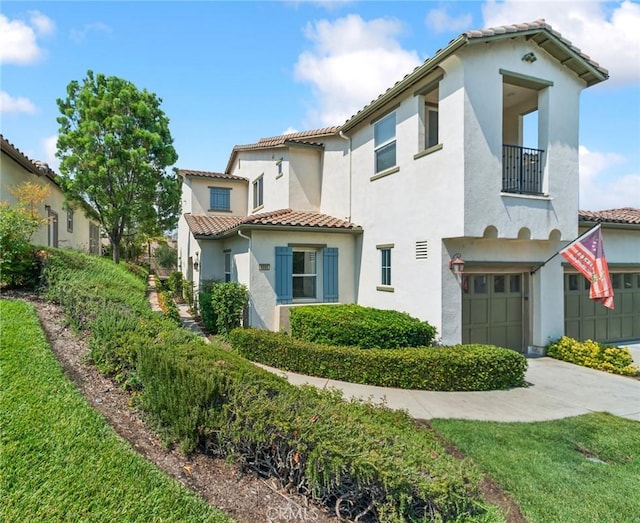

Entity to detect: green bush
[0,202,43,289]
[230,329,527,391]
[290,304,437,348]
[137,338,488,521]
[547,336,639,376]
[210,282,248,337]
[154,243,177,269]
[198,280,218,334]
[167,271,183,299]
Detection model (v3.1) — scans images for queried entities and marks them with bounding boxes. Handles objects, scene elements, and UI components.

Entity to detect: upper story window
[253,176,264,210]
[423,86,439,149]
[66,208,74,233]
[209,187,231,212]
[374,112,396,174]
[276,159,283,178]
[376,243,394,291]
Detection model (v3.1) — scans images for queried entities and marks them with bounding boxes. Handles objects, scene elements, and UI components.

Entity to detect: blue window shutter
[323,247,339,303]
[275,246,293,304]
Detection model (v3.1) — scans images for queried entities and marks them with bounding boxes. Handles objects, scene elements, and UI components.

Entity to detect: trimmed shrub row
[230,329,527,391]
[36,249,495,522]
[290,304,437,349]
[547,336,639,376]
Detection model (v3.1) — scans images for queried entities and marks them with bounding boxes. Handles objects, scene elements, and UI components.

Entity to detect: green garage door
[565,272,640,343]
[462,274,524,352]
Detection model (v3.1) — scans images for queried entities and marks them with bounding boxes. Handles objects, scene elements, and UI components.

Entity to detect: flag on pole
[560,224,614,309]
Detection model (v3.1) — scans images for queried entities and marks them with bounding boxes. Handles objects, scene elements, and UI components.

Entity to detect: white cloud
[70,22,112,44]
[481,0,640,86]
[425,7,473,33]
[294,14,422,127]
[0,11,54,65]
[578,145,639,210]
[0,91,37,114]
[29,10,55,36]
[43,135,60,172]
[281,126,299,135]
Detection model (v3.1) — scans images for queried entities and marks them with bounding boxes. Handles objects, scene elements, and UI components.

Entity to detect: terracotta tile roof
[184,214,244,236]
[178,169,247,182]
[185,209,360,237]
[579,208,640,225]
[225,127,339,173]
[341,20,608,132]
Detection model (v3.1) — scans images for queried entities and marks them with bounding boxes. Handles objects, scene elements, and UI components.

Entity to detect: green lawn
[432,413,640,523]
[0,299,231,523]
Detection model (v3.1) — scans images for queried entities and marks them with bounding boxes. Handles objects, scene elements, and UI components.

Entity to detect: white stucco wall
[288,146,321,211]
[230,150,289,213]
[237,229,360,330]
[186,176,248,216]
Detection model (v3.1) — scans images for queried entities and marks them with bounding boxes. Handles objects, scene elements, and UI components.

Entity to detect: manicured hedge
[547,336,639,376]
[230,329,527,391]
[290,304,437,348]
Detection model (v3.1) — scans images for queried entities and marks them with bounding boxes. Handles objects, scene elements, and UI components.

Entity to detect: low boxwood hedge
[547,336,639,376]
[290,304,437,348]
[230,329,527,391]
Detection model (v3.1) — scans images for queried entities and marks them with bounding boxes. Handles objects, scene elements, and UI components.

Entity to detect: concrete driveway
[263,356,640,422]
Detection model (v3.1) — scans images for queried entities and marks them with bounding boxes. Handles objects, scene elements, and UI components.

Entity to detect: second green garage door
[462,274,525,353]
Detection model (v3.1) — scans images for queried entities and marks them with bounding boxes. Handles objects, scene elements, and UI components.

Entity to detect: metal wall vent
[416,240,428,259]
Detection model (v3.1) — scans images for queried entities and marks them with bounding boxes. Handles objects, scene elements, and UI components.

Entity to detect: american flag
[560,224,614,309]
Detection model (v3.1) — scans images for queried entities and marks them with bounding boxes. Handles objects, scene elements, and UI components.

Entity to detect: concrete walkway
[159,287,640,423]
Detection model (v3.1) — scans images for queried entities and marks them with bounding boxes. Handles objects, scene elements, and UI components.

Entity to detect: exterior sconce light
[449,253,465,275]
[193,252,199,271]
[522,52,537,63]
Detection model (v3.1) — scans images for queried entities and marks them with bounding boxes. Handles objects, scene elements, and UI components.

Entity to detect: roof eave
[579,219,640,230]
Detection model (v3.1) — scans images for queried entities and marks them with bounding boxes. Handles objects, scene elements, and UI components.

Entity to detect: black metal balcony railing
[502,144,544,195]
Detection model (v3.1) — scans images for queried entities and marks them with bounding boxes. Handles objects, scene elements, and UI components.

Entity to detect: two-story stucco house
[1,135,101,254]
[178,20,640,352]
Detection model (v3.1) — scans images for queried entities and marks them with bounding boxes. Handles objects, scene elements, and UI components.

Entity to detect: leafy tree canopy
[56,70,179,263]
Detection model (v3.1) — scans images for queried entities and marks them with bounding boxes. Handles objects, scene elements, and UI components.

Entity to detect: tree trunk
[110,237,121,264]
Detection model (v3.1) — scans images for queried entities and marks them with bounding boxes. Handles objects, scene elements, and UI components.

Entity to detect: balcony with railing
[502,145,544,195]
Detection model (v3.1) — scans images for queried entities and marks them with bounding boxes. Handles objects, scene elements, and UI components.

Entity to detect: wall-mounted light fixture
[193,252,199,271]
[449,253,465,275]
[522,52,537,63]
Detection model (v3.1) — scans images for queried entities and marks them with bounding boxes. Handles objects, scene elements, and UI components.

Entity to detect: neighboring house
[564,209,640,343]
[179,20,638,352]
[1,135,101,255]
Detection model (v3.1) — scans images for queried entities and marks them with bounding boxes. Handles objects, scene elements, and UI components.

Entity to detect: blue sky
[1,1,639,210]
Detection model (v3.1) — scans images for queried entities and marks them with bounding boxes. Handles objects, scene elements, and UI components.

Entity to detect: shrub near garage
[230,329,527,391]
[547,336,639,376]
[290,304,437,349]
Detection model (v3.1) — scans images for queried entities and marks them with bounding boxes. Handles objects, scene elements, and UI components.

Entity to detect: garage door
[462,274,524,352]
[565,272,640,343]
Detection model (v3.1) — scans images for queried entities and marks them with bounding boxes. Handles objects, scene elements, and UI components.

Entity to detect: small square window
[474,276,487,294]
[210,187,231,211]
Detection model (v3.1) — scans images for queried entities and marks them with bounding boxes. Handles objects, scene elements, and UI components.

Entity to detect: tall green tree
[56,70,179,263]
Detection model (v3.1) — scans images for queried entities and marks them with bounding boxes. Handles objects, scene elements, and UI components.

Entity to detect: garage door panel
[492,300,507,323]
[470,300,488,324]
[565,272,640,344]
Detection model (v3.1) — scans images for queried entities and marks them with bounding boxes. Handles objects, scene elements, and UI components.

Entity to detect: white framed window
[209,187,231,211]
[224,251,231,282]
[253,176,264,209]
[423,85,439,149]
[292,249,317,300]
[374,112,396,173]
[377,243,394,290]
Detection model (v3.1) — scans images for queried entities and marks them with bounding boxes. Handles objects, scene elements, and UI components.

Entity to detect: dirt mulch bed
[5,291,525,523]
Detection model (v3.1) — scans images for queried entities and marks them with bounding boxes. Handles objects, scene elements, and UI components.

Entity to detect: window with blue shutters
[276,246,339,304]
[209,187,231,211]
[323,247,338,302]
